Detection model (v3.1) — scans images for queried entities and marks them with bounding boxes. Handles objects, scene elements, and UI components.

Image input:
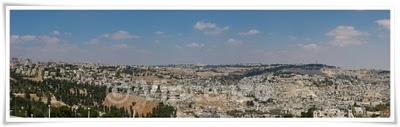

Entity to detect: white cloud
[108,30,139,40]
[155,31,165,35]
[225,38,244,46]
[204,26,230,35]
[52,30,71,36]
[193,21,229,35]
[89,30,139,44]
[112,44,129,49]
[11,35,60,45]
[288,35,298,41]
[375,19,390,30]
[39,35,61,44]
[194,21,217,30]
[11,32,78,57]
[239,29,260,36]
[326,25,369,47]
[52,30,60,36]
[297,43,319,51]
[11,35,36,43]
[186,42,205,48]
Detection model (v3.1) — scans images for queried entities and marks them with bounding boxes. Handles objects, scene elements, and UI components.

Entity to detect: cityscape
[9,10,390,118]
[10,58,390,118]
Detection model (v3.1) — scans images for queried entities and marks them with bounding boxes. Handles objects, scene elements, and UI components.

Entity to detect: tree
[301,106,316,118]
[24,92,31,100]
[47,95,52,105]
[149,102,176,117]
[51,106,73,117]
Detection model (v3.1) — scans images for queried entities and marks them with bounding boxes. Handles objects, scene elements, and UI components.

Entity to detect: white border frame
[4,5,395,123]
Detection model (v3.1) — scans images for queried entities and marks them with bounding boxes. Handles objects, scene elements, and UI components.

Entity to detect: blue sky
[10,10,390,69]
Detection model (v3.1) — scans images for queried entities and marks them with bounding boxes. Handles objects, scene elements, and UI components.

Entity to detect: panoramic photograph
[9,10,390,118]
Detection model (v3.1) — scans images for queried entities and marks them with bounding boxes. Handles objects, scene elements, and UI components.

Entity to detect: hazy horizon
[11,56,390,71]
[10,10,390,70]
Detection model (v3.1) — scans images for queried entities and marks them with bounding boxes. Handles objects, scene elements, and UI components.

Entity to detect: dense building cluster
[10,58,390,118]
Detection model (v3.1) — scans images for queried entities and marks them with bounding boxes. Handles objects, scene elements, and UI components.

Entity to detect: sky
[10,10,390,69]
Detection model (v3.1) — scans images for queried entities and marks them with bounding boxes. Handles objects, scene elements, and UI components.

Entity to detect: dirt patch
[196,72,224,78]
[192,94,240,112]
[13,93,67,107]
[102,93,159,117]
[22,74,43,82]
